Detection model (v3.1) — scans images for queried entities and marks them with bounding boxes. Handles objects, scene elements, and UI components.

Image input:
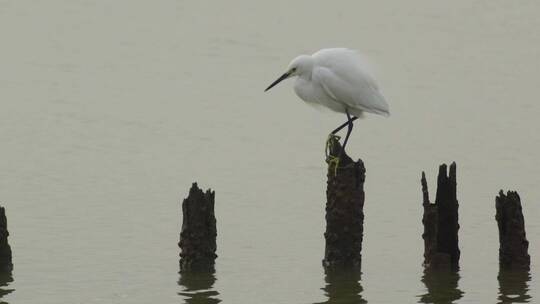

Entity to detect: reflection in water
[315,268,366,304]
[418,268,463,304]
[0,271,13,303]
[497,269,531,303]
[178,271,220,304]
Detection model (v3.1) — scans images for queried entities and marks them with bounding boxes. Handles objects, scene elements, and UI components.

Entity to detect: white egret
[265,48,389,165]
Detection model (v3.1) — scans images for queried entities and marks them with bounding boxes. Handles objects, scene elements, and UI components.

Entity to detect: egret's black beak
[264,72,290,92]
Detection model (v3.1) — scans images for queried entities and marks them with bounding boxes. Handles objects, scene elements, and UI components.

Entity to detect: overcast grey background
[0,1,538,303]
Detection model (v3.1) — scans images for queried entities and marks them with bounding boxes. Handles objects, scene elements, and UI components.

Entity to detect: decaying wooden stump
[179,183,217,272]
[322,137,365,270]
[0,206,12,272]
[495,190,530,270]
[421,163,460,269]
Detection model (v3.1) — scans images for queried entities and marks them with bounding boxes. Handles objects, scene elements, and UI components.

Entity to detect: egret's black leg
[331,116,358,135]
[326,111,357,175]
[339,110,354,158]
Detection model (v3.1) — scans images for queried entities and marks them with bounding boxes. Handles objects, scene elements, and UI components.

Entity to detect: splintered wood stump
[421,163,460,269]
[179,183,217,272]
[323,137,365,270]
[495,190,530,270]
[0,206,12,272]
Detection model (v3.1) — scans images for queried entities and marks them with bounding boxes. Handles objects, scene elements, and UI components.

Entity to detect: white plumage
[265,48,389,118]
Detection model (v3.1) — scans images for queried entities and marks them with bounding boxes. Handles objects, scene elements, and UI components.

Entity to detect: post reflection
[497,269,531,303]
[315,268,367,304]
[0,271,13,303]
[418,268,463,304]
[178,271,220,304]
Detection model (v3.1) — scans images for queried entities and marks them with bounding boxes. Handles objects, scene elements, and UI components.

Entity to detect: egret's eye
[291,67,297,73]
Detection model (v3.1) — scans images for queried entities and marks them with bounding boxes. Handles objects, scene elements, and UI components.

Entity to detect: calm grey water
[0,1,539,303]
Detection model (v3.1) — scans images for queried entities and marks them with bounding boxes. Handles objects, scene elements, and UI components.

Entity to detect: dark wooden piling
[179,183,217,272]
[421,163,460,269]
[322,137,365,270]
[0,206,12,272]
[495,190,530,270]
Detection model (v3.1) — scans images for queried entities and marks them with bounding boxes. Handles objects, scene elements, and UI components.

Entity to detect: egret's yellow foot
[327,155,340,176]
[325,134,341,176]
[325,134,340,157]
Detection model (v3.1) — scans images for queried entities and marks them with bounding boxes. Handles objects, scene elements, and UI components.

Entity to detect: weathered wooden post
[178,183,217,272]
[322,137,365,270]
[420,163,460,269]
[495,190,530,270]
[0,206,12,272]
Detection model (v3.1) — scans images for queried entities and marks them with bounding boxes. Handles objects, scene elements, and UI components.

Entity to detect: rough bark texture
[495,190,530,270]
[322,137,365,270]
[421,172,439,267]
[0,207,12,272]
[421,163,460,269]
[179,183,217,272]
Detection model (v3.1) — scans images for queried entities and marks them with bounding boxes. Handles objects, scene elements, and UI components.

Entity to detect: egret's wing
[312,48,390,116]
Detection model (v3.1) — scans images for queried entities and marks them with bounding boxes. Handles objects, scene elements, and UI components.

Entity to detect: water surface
[0,1,539,303]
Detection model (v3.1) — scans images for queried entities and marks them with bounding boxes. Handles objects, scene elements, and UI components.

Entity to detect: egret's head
[287,55,313,76]
[265,54,313,92]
